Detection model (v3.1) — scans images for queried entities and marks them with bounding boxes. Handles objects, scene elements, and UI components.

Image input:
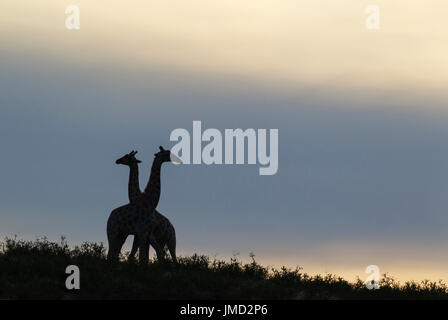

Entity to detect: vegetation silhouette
[1,237,448,299]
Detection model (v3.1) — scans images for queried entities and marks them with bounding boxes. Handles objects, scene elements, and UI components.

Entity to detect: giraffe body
[107,201,163,264]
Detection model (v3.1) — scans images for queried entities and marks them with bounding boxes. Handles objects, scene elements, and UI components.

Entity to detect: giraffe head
[115,150,142,166]
[154,146,182,164]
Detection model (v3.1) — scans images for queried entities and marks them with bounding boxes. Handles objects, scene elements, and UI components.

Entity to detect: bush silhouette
[1,237,447,299]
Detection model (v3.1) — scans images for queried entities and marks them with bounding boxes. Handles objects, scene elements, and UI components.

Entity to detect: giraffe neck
[142,158,163,210]
[128,163,142,203]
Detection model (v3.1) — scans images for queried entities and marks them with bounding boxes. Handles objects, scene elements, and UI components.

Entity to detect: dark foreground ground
[1,237,447,299]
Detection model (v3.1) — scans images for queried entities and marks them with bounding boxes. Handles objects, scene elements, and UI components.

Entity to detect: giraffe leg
[145,238,151,260]
[168,239,177,263]
[149,234,165,262]
[107,233,127,261]
[129,235,139,260]
[107,234,119,261]
[167,229,177,263]
[138,233,150,265]
[107,240,118,261]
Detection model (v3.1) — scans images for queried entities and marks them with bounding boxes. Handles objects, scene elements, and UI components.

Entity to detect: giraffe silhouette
[107,146,179,264]
[115,150,177,262]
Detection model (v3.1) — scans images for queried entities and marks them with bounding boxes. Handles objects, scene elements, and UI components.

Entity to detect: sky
[1,1,448,282]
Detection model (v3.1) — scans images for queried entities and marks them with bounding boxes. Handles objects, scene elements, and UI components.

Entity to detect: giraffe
[107,146,180,264]
[115,150,177,262]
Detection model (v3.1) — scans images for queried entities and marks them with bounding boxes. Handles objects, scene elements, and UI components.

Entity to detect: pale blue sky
[2,1,448,280]
[2,51,448,280]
